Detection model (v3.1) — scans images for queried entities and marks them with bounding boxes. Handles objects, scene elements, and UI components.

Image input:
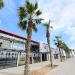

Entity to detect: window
[8,53,10,56]
[1,52,3,55]
[44,46,46,49]
[12,53,14,55]
[34,54,35,56]
[0,42,2,47]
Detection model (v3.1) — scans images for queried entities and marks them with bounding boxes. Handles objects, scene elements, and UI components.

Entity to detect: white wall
[39,43,48,52]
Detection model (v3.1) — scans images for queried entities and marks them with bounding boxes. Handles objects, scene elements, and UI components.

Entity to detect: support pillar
[40,53,42,62]
[17,52,21,67]
[47,53,49,61]
[31,53,34,64]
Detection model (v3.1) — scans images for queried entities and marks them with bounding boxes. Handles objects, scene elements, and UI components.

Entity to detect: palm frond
[26,1,35,13]
[32,23,38,32]
[18,0,42,33]
[26,1,31,13]
[18,7,26,20]
[34,2,38,10]
[34,18,43,24]
[18,20,27,30]
[0,0,3,9]
[44,23,49,29]
[35,10,42,16]
[44,20,53,30]
[55,42,57,45]
[55,36,61,39]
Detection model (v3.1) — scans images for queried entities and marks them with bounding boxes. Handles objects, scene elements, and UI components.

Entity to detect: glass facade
[0,30,40,68]
[0,33,25,50]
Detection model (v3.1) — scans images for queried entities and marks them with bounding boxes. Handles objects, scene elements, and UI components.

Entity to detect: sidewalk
[45,57,75,75]
[0,57,74,75]
[0,59,60,75]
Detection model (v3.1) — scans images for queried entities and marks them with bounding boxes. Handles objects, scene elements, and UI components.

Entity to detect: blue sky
[0,0,75,49]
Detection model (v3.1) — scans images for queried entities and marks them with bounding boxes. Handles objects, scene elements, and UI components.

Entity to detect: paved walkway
[46,57,75,75]
[0,59,60,75]
[0,57,75,75]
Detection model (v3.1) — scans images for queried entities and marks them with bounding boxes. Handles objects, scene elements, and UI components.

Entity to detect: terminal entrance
[42,53,47,61]
[0,44,40,69]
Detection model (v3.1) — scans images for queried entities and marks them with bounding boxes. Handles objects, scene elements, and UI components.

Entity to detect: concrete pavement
[0,57,75,75]
[0,61,50,75]
[46,57,75,75]
[0,59,60,75]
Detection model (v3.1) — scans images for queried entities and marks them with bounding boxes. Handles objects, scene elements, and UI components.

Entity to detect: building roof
[0,29,39,44]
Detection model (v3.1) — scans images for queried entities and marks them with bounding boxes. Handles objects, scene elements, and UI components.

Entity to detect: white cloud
[37,0,75,49]
[1,0,75,49]
[4,0,16,15]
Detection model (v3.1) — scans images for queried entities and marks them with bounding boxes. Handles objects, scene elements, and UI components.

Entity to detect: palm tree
[18,1,42,75]
[54,36,63,62]
[44,20,53,67]
[60,42,70,58]
[0,0,4,9]
[61,42,69,53]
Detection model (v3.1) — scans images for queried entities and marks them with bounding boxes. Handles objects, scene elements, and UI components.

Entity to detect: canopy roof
[0,29,39,44]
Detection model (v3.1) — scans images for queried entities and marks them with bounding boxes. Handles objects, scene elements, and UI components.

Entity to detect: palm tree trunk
[24,14,32,75]
[47,37,53,67]
[24,39,30,75]
[59,48,62,62]
[24,27,32,75]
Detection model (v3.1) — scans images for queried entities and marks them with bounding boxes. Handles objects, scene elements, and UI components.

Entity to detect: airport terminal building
[0,29,60,68]
[0,29,41,66]
[0,29,52,67]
